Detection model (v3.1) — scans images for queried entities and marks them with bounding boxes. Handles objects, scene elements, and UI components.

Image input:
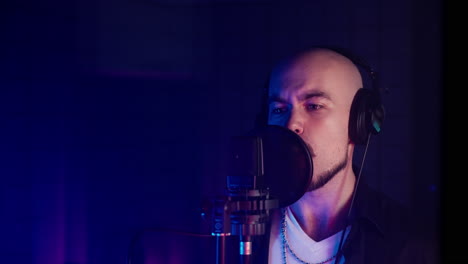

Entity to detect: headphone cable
[334,133,372,264]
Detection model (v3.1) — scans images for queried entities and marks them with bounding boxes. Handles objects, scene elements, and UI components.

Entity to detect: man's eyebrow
[268,95,288,104]
[298,91,330,101]
[268,91,330,103]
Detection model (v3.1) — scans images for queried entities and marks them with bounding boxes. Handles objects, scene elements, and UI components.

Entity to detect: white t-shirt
[268,207,351,264]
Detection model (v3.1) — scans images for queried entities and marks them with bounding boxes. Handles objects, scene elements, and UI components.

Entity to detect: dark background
[1,0,443,263]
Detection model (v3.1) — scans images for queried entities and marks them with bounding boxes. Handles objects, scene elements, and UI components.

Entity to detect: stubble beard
[307,151,349,192]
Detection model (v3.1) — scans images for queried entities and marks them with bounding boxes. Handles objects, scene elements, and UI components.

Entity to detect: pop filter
[227,125,313,208]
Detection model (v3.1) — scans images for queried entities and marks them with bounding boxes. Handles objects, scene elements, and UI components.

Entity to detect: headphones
[256,46,385,146]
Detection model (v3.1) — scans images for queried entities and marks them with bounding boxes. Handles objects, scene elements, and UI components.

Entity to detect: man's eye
[271,107,287,114]
[307,104,323,111]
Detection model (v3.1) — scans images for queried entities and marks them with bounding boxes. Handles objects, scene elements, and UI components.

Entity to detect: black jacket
[224,182,439,264]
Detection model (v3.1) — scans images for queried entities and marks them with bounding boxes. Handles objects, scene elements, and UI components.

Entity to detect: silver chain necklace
[280,208,338,264]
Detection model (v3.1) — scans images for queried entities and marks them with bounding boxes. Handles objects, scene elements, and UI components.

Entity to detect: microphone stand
[215,235,226,264]
[211,197,231,264]
[239,234,251,264]
[211,189,278,264]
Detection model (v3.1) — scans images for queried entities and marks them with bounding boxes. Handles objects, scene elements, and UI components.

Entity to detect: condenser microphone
[211,125,313,264]
[227,125,313,208]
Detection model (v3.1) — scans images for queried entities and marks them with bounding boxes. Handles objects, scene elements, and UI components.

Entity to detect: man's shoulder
[355,183,412,235]
[356,183,440,263]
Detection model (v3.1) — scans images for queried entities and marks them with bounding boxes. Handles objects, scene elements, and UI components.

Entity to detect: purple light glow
[32,172,66,264]
[32,158,88,264]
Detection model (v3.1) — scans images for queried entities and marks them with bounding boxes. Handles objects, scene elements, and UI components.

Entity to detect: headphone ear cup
[370,91,385,136]
[349,88,385,145]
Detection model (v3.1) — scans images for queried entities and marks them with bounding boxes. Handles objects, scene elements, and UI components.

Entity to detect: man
[261,47,437,264]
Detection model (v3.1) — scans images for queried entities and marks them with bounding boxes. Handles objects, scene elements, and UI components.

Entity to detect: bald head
[270,48,363,97]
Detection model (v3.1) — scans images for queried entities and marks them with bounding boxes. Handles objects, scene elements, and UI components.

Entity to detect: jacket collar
[349,178,386,237]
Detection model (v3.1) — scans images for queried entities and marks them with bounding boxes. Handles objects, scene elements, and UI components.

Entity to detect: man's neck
[289,165,356,242]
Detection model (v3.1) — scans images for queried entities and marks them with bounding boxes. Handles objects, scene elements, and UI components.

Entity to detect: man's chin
[308,162,347,191]
[308,174,333,191]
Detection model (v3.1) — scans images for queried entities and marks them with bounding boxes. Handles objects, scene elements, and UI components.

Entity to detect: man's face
[267,54,359,191]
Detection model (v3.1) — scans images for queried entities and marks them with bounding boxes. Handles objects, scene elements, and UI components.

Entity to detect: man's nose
[287,110,304,135]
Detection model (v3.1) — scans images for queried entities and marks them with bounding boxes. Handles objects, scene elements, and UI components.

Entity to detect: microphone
[209,125,313,264]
